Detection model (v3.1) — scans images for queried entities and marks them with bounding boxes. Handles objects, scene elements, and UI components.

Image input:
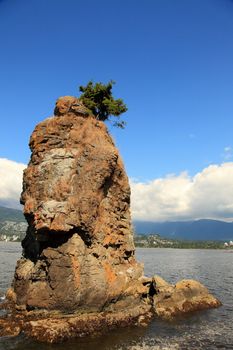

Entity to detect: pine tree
[79,80,127,128]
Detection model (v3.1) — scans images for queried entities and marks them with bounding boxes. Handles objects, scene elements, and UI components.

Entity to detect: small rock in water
[152,276,221,320]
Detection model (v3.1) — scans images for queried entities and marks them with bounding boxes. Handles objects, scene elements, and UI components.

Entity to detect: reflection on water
[0,244,232,350]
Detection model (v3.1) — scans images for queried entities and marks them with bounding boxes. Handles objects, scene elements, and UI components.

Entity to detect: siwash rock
[12,96,146,314]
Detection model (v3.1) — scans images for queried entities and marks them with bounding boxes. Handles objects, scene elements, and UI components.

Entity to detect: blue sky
[1,0,233,221]
[0,0,233,179]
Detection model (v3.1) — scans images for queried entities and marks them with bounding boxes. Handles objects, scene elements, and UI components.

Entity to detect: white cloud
[1,158,233,223]
[130,162,233,222]
[0,158,26,209]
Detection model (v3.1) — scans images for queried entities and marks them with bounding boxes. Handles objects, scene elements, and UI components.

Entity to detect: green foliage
[134,234,225,249]
[79,80,127,128]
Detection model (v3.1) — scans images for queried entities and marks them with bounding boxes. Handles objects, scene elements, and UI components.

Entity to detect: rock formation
[12,96,146,314]
[152,275,221,320]
[0,96,221,343]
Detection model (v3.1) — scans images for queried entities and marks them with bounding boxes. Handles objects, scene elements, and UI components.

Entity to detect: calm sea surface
[0,243,232,350]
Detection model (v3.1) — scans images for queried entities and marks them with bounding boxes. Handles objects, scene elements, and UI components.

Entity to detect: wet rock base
[0,274,221,343]
[0,302,152,343]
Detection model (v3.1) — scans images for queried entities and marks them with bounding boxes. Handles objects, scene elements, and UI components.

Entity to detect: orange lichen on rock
[103,262,117,284]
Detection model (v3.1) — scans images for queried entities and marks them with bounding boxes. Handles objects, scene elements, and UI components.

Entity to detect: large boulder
[152,275,221,319]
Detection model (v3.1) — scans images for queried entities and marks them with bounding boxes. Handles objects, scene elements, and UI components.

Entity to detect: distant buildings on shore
[0,234,20,242]
[0,220,27,242]
[135,234,233,249]
[224,240,233,247]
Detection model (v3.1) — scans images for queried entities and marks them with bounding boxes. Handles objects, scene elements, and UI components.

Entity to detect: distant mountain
[0,206,26,240]
[0,206,24,222]
[133,219,233,241]
[0,206,232,242]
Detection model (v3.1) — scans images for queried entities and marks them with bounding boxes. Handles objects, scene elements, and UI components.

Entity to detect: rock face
[12,96,144,313]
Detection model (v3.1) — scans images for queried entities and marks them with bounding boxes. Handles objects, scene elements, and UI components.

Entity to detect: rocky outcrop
[0,273,221,343]
[152,275,221,320]
[0,96,221,343]
[11,96,145,314]
[0,302,152,343]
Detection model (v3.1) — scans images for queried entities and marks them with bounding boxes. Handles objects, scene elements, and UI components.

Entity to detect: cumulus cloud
[1,157,233,222]
[0,158,26,209]
[130,162,233,222]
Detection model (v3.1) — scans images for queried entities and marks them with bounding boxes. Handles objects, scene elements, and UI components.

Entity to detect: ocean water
[0,243,232,350]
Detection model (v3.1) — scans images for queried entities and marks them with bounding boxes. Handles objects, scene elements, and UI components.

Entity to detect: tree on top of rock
[79,80,127,128]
